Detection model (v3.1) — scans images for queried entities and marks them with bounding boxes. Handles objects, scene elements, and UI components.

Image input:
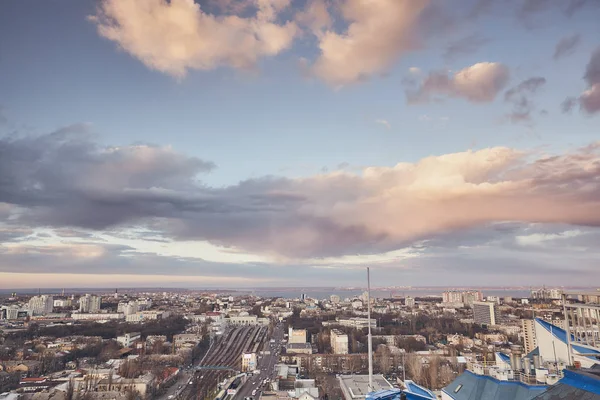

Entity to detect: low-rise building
[71,313,124,321]
[116,332,141,348]
[241,353,257,372]
[173,333,203,348]
[338,375,393,400]
[285,343,314,355]
[331,329,349,355]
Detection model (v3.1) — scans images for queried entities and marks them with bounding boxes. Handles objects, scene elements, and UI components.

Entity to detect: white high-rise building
[473,301,497,326]
[404,296,415,308]
[330,295,341,304]
[330,329,349,354]
[443,290,483,307]
[28,295,54,316]
[118,301,139,316]
[79,294,101,313]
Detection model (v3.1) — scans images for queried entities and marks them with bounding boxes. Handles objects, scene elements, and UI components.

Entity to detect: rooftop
[339,375,393,400]
[442,370,547,400]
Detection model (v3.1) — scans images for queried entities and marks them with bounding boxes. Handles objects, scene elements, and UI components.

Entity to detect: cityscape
[1,286,600,400]
[2,0,600,400]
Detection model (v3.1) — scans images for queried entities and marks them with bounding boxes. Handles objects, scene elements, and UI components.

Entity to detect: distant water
[233,288,533,300]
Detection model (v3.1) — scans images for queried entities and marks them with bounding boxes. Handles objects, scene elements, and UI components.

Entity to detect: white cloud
[311,0,430,85]
[90,0,298,78]
[295,0,332,37]
[515,230,583,247]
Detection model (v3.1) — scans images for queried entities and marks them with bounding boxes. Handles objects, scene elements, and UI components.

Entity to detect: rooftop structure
[365,384,436,400]
[562,291,600,367]
[534,318,600,368]
[338,375,393,400]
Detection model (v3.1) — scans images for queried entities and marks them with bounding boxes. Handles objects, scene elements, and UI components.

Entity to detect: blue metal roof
[559,370,600,395]
[442,370,547,400]
[404,380,436,399]
[496,352,511,364]
[532,369,600,399]
[535,318,600,356]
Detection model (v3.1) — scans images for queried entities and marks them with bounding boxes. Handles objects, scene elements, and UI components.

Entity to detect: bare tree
[108,369,114,391]
[376,345,391,375]
[439,364,455,387]
[405,354,423,384]
[66,379,75,400]
[427,356,440,389]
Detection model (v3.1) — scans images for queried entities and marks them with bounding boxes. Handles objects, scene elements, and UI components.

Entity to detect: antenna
[367,267,373,393]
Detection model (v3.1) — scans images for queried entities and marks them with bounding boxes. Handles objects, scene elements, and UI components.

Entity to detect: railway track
[180,325,267,400]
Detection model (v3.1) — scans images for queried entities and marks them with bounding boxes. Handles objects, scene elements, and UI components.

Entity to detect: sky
[0,0,599,289]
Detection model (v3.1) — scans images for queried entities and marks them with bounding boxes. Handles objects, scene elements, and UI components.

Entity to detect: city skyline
[1,0,600,288]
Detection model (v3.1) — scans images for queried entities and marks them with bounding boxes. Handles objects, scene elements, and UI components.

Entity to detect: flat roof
[339,375,393,400]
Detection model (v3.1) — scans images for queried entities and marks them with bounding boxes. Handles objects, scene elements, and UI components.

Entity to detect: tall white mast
[367,267,373,393]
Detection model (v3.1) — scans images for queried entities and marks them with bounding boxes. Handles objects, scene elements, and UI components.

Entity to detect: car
[168,395,174,399]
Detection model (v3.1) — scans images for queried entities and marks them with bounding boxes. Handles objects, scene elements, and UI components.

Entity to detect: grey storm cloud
[2,127,600,260]
[553,34,581,60]
[503,76,547,123]
[562,47,600,114]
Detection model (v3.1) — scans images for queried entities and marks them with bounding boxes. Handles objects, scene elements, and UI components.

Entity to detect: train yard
[181,325,268,400]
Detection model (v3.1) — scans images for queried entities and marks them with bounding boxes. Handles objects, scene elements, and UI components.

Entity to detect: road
[157,338,215,400]
[233,322,285,400]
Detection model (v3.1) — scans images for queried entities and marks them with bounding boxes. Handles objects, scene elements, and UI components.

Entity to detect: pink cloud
[90,0,298,78]
[311,0,430,85]
[408,62,510,104]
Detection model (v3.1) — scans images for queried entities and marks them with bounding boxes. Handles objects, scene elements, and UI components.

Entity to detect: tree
[405,354,423,385]
[375,345,391,375]
[66,379,75,400]
[427,356,441,389]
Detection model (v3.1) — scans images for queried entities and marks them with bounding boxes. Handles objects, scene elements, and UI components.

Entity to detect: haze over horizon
[1,0,599,288]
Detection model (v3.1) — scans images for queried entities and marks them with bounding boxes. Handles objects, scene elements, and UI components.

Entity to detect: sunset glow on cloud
[1,0,599,287]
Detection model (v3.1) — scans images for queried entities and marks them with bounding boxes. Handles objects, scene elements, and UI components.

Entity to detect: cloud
[553,33,581,60]
[90,0,298,78]
[311,0,431,85]
[561,96,578,113]
[563,48,600,115]
[503,76,547,123]
[580,48,600,114]
[407,62,510,104]
[517,0,599,21]
[580,84,600,114]
[375,119,391,129]
[3,128,600,262]
[443,34,489,61]
[295,0,332,37]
